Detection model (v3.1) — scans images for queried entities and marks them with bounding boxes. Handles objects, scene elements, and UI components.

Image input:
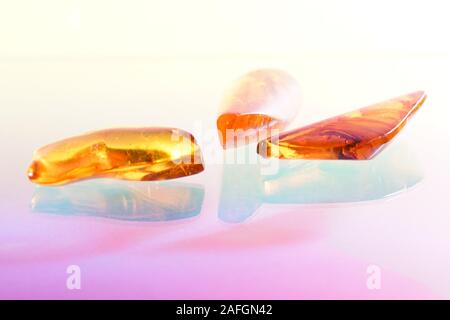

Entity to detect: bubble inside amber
[27,127,204,186]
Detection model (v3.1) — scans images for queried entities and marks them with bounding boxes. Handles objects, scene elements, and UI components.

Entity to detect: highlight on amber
[217,69,302,148]
[27,127,204,186]
[257,91,427,160]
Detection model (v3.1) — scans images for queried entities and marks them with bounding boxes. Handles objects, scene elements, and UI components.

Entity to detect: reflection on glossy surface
[264,143,422,203]
[218,163,264,223]
[219,142,422,222]
[32,180,204,221]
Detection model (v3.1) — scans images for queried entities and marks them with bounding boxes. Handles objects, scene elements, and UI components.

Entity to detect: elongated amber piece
[258,91,426,160]
[27,127,204,186]
[217,69,301,148]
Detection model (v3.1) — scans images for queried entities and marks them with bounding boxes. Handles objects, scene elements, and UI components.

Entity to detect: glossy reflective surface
[219,141,423,223]
[263,142,423,203]
[32,180,205,221]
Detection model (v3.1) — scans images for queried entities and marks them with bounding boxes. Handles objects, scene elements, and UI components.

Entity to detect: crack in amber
[257,91,427,160]
[27,128,204,186]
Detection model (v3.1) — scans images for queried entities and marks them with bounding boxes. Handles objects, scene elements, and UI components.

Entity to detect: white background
[1,0,449,57]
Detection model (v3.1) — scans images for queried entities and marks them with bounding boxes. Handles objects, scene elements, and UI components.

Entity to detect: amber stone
[257,91,426,160]
[27,127,204,186]
[217,69,301,148]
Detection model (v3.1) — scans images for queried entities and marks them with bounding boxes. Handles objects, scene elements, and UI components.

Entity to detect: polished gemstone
[257,91,426,160]
[217,69,301,148]
[27,127,204,186]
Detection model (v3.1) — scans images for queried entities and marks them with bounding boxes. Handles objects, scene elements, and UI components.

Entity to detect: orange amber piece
[217,69,301,148]
[257,91,427,160]
[27,128,204,186]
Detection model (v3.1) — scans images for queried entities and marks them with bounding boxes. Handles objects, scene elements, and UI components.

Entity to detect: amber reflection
[32,180,204,221]
[219,142,423,223]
